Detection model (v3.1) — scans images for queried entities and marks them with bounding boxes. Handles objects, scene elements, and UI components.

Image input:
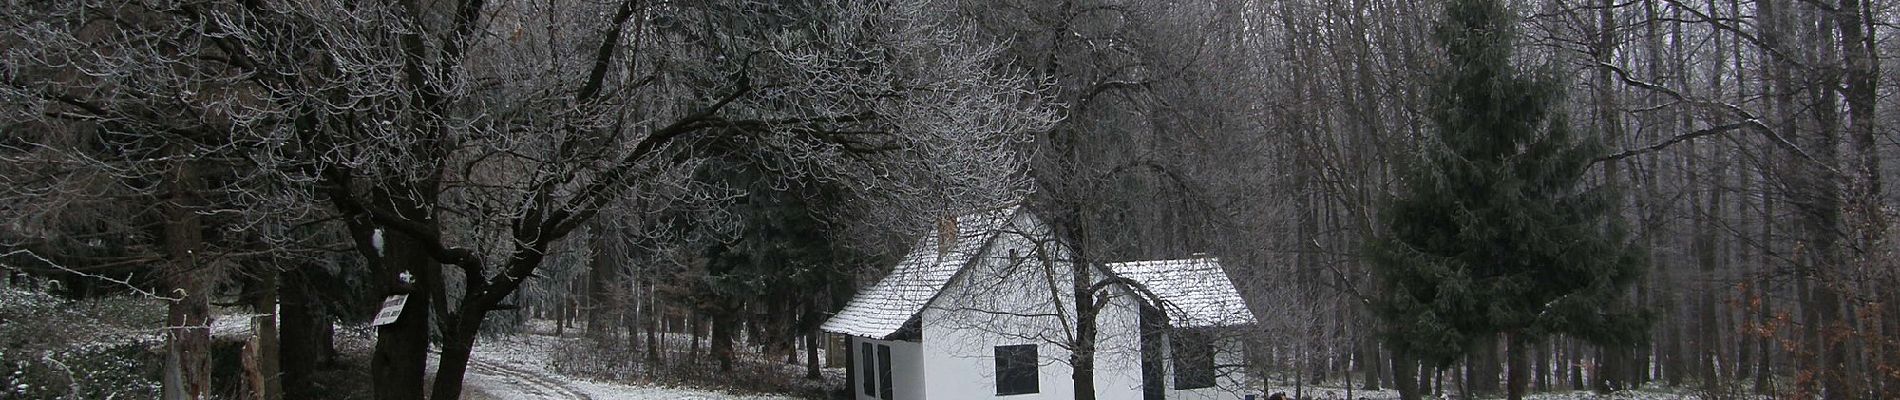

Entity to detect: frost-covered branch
[0,250,181,302]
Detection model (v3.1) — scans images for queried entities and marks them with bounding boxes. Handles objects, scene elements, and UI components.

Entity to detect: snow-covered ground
[199,312,816,399]
[213,314,1730,400]
[1259,385,1732,400]
[194,312,806,398]
[447,334,803,400]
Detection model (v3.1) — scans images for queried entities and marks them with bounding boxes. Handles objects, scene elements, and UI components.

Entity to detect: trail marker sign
[370,295,408,327]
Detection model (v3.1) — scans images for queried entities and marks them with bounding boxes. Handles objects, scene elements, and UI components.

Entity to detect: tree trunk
[588,225,618,338]
[1885,294,1899,397]
[1596,346,1618,393]
[1507,333,1530,400]
[1805,7,1850,397]
[1469,334,1500,397]
[1391,348,1420,400]
[1072,252,1100,400]
[1295,359,1305,400]
[1662,286,1683,386]
[687,312,702,358]
[361,212,437,400]
[1757,0,1792,394]
[1755,162,1770,394]
[162,265,212,400]
[1361,335,1382,390]
[1536,338,1551,392]
[712,308,736,372]
[805,303,822,380]
[1837,0,1884,394]
[1755,267,1773,393]
[246,267,282,400]
[1553,337,1568,392]
[844,335,856,397]
[161,155,212,400]
[1635,1,1665,389]
[556,294,569,337]
[1380,341,1396,391]
[279,262,330,398]
[1345,351,1356,400]
[627,277,642,356]
[427,245,549,400]
[1735,169,1756,388]
[646,297,661,366]
[805,329,822,380]
[1569,339,1585,390]
[427,313,485,400]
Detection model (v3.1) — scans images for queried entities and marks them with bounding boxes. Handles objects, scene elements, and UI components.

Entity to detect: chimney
[937,217,958,254]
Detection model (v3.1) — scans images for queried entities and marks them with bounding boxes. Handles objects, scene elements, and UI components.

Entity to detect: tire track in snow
[460,352,595,400]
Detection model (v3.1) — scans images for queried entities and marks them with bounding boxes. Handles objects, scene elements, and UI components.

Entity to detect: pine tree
[698,158,857,372]
[1368,0,1648,398]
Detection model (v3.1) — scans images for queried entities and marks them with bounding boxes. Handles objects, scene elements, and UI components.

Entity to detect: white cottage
[821,205,1257,400]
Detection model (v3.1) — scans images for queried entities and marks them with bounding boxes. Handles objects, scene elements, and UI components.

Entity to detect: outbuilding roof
[820,205,1020,339]
[1107,257,1256,328]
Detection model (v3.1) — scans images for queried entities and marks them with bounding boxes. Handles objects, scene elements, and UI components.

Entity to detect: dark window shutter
[862,342,877,396]
[878,345,894,399]
[1171,329,1217,390]
[994,344,1039,395]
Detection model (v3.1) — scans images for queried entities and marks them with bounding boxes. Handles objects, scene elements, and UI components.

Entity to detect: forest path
[462,350,595,400]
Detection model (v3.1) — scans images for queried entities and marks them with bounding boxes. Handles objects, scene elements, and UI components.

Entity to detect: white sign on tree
[370,294,408,327]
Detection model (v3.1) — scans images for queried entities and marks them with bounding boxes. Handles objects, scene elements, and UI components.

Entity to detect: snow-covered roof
[1107,257,1256,328]
[821,205,1021,339]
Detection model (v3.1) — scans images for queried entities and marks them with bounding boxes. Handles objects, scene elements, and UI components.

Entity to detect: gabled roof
[821,205,1021,339]
[1107,257,1256,328]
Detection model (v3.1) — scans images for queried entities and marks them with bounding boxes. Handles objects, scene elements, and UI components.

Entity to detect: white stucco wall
[852,336,926,400]
[915,212,1147,400]
[1092,285,1146,400]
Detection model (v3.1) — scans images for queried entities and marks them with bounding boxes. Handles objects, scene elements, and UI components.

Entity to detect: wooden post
[245,267,282,400]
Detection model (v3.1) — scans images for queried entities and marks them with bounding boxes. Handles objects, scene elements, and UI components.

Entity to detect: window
[861,342,877,396]
[1171,330,1216,390]
[994,344,1039,395]
[877,345,894,399]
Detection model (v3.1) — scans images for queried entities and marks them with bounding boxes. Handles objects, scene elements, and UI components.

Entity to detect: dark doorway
[1141,306,1166,400]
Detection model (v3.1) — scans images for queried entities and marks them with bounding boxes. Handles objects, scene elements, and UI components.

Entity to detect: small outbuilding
[821,205,1256,400]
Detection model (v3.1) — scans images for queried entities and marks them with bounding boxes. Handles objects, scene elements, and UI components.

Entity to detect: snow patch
[371,228,385,257]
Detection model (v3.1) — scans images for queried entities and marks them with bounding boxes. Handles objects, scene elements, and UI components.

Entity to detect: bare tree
[6,0,1055,399]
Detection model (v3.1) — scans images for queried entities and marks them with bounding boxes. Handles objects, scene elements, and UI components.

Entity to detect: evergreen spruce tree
[1368,0,1648,398]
